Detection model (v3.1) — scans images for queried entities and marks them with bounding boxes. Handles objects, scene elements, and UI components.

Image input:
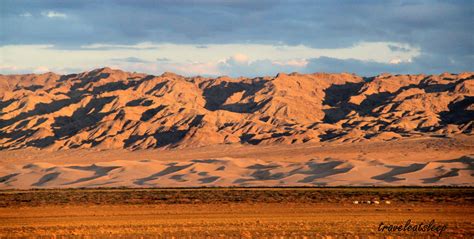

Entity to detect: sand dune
[0,132,472,189]
[1,154,472,189]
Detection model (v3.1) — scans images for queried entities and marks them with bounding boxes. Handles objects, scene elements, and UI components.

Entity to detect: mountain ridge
[1,68,472,151]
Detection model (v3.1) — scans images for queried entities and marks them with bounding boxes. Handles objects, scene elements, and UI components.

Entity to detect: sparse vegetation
[1,187,473,207]
[0,188,473,237]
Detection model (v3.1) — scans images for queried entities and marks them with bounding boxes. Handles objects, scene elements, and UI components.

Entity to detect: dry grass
[0,188,473,238]
[0,187,472,206]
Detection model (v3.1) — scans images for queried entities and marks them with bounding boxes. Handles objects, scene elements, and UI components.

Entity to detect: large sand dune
[0,137,472,188]
[1,155,472,189]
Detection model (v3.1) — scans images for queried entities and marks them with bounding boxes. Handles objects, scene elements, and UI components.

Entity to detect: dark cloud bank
[1,0,472,75]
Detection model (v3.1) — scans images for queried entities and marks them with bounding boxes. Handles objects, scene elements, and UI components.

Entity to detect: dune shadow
[234,159,353,184]
[296,160,354,183]
[32,172,61,187]
[372,163,427,182]
[169,174,188,182]
[63,165,121,185]
[191,159,226,164]
[422,156,474,184]
[435,156,474,168]
[0,173,19,184]
[422,168,461,184]
[247,164,280,170]
[134,163,193,185]
[199,176,220,184]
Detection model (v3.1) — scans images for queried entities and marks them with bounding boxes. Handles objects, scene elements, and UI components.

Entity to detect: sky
[0,0,472,77]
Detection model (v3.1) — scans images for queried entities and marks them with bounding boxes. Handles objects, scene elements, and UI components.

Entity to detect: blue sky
[0,0,472,77]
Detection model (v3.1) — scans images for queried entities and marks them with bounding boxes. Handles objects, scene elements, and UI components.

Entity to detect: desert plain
[0,187,473,238]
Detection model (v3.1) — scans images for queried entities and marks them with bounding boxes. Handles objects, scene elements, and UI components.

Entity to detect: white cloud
[171,62,221,76]
[76,41,419,64]
[19,12,32,17]
[0,64,21,72]
[389,58,402,64]
[0,41,420,76]
[389,58,413,65]
[0,64,51,74]
[41,11,67,18]
[33,66,50,73]
[80,42,158,50]
[109,61,222,76]
[230,53,249,64]
[273,59,308,68]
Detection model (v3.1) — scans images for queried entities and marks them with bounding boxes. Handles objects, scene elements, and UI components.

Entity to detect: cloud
[2,1,470,50]
[273,59,308,68]
[19,12,32,17]
[0,64,22,73]
[172,62,221,76]
[226,53,249,64]
[389,58,403,65]
[0,64,51,74]
[217,57,309,77]
[111,57,150,63]
[2,41,470,77]
[41,11,67,18]
[304,57,400,76]
[80,43,159,50]
[1,1,471,75]
[0,42,420,76]
[388,45,412,53]
[33,66,50,73]
[305,54,473,77]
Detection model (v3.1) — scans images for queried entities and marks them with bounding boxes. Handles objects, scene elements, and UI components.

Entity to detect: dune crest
[1,68,472,150]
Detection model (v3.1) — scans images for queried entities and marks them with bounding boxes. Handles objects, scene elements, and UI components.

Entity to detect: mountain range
[0,68,472,151]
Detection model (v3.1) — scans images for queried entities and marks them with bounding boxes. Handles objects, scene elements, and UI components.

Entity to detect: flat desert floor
[0,188,473,238]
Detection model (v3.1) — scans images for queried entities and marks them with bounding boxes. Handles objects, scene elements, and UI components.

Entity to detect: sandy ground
[0,188,473,238]
[1,137,473,188]
[1,136,472,165]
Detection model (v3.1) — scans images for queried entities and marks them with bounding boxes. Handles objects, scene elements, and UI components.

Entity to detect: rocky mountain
[0,68,472,151]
